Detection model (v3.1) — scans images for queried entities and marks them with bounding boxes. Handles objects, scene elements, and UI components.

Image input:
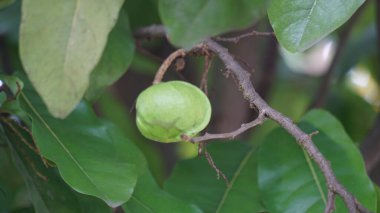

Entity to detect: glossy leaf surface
[123,171,202,213]
[18,83,145,207]
[165,142,265,213]
[268,0,364,52]
[258,110,376,212]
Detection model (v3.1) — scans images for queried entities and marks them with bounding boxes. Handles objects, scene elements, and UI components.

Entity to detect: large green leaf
[96,91,165,184]
[159,0,266,48]
[17,83,146,207]
[85,10,135,100]
[2,119,79,213]
[268,0,364,52]
[0,135,29,212]
[123,171,202,213]
[165,141,265,213]
[258,109,376,212]
[1,122,113,212]
[19,0,124,118]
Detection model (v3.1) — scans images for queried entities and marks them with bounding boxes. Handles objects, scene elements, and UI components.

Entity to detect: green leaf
[96,91,166,185]
[1,121,112,212]
[19,0,125,118]
[0,136,29,212]
[2,121,80,212]
[124,0,160,30]
[123,171,202,213]
[85,10,135,100]
[165,141,266,213]
[18,83,146,207]
[258,109,376,212]
[268,0,364,52]
[159,0,266,48]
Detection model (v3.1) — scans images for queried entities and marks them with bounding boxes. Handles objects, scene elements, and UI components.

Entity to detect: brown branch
[190,113,266,143]
[134,25,370,213]
[203,39,369,213]
[203,147,229,185]
[153,49,186,84]
[324,191,336,213]
[215,30,274,43]
[200,53,213,95]
[133,25,166,40]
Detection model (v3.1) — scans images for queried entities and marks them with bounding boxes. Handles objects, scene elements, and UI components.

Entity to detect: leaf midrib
[215,149,254,212]
[20,92,107,200]
[184,0,212,41]
[130,196,155,213]
[62,0,80,77]
[297,0,318,47]
[302,149,326,204]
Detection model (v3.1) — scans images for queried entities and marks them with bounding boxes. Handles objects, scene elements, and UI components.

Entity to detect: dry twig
[324,191,336,213]
[135,26,370,213]
[153,49,186,84]
[215,30,274,43]
[191,113,266,143]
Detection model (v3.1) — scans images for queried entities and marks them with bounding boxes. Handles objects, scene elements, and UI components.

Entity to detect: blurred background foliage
[0,0,379,212]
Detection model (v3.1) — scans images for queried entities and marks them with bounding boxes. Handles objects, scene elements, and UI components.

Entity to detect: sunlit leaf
[19,0,125,118]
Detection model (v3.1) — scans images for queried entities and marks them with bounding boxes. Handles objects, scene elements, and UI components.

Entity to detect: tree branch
[324,191,336,213]
[153,49,186,84]
[189,112,266,143]
[205,38,369,213]
[215,30,274,43]
[134,26,370,213]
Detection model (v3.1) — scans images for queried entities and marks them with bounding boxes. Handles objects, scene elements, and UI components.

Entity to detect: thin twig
[324,191,336,213]
[204,147,229,185]
[134,25,371,213]
[1,117,39,154]
[153,49,186,84]
[191,113,266,143]
[133,25,166,40]
[215,30,274,43]
[203,39,369,213]
[200,53,213,95]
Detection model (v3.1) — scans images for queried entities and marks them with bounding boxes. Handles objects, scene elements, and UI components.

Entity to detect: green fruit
[136,81,211,143]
